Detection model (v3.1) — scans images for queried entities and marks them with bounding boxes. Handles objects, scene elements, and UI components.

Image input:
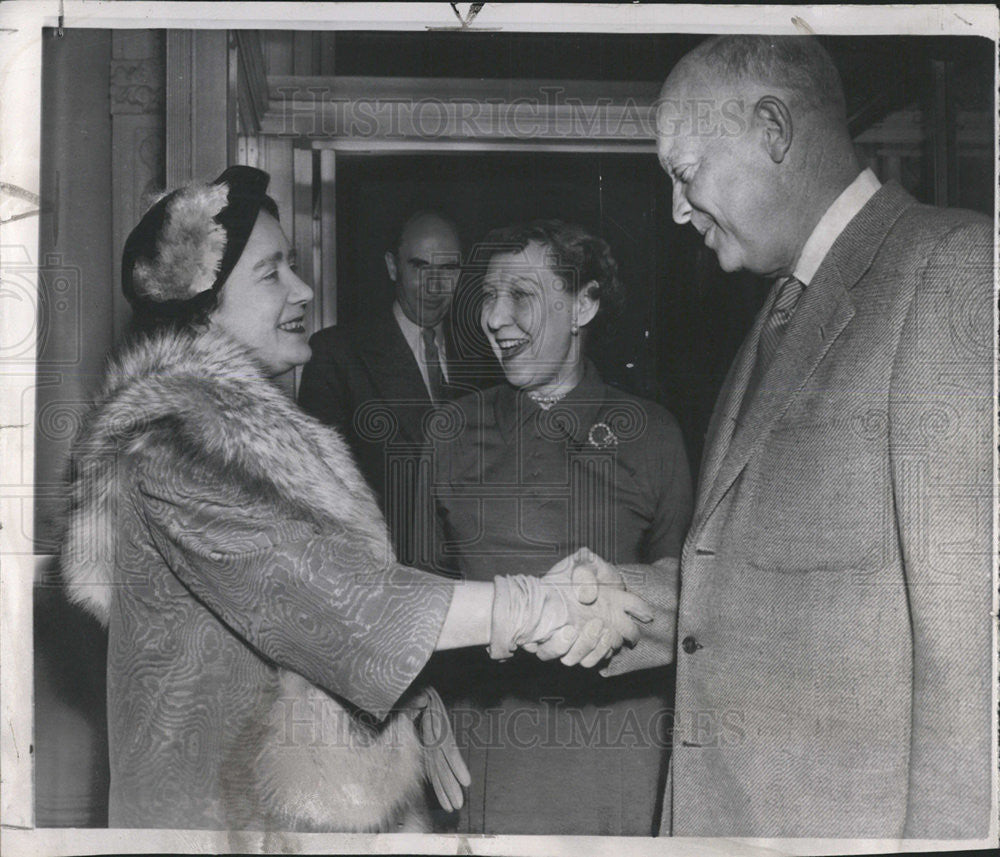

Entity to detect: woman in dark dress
[428,220,693,835]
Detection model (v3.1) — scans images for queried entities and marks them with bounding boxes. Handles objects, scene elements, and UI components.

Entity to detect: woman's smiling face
[480,240,596,396]
[211,211,314,376]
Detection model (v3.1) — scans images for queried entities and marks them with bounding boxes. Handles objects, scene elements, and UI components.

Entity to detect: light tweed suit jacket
[616,182,994,838]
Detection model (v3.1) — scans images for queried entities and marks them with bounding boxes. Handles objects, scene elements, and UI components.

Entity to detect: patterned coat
[61,325,455,831]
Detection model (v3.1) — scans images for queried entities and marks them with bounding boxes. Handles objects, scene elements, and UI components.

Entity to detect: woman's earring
[571,321,579,335]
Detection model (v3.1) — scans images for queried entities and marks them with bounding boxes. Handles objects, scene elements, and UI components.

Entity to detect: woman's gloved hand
[525,547,644,666]
[490,550,653,666]
[403,686,470,812]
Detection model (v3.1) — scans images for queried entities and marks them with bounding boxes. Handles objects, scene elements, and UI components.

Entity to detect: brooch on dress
[587,421,619,448]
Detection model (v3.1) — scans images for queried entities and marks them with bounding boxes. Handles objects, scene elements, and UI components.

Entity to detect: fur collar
[62,324,394,624]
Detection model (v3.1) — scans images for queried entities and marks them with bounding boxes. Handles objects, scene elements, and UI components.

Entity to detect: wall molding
[109,58,164,115]
[261,75,662,149]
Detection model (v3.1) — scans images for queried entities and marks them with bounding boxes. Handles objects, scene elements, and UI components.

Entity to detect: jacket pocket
[730,408,896,574]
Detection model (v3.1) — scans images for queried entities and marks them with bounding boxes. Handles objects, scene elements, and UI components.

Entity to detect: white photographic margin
[0,2,997,856]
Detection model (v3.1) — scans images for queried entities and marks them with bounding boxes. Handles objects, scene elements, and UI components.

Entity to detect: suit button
[681,636,702,654]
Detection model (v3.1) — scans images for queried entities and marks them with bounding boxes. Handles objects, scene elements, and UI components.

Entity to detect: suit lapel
[694,181,915,533]
[701,268,854,522]
[356,312,432,443]
[695,310,768,513]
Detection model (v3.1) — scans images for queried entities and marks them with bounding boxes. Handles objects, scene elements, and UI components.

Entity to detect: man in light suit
[592,34,993,839]
[300,210,495,564]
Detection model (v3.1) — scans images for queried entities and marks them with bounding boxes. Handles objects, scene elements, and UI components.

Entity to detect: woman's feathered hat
[122,165,273,316]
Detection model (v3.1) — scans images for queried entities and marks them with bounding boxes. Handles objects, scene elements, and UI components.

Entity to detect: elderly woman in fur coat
[60,166,655,832]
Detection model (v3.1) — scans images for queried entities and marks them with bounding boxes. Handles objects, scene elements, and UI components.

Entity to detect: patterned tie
[421,326,445,402]
[739,275,805,419]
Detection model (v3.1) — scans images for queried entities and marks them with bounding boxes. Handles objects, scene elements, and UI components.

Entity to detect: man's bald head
[394,210,461,256]
[656,35,861,277]
[386,210,462,328]
[669,35,847,123]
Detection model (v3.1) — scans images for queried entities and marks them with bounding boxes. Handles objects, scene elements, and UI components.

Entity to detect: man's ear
[384,250,398,282]
[754,95,793,163]
[574,281,600,329]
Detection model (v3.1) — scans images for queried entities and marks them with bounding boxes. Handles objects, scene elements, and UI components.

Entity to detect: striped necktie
[739,275,805,419]
[421,326,445,402]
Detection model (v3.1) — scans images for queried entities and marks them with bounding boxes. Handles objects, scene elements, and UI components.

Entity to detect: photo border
[1,3,997,855]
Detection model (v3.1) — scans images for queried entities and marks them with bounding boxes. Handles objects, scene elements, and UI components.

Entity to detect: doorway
[333,151,766,470]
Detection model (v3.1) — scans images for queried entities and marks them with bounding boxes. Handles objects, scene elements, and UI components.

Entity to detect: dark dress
[425,360,693,835]
[299,311,500,565]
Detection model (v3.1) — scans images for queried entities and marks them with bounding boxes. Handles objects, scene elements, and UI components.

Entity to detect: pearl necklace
[527,389,568,410]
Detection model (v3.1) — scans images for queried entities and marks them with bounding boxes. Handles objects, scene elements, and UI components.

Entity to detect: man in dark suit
[585,34,992,840]
[299,210,493,564]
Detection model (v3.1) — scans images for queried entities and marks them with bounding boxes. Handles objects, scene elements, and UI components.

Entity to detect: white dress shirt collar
[392,300,449,390]
[793,168,881,286]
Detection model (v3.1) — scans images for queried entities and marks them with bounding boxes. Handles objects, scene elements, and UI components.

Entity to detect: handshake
[490,548,653,669]
[414,548,663,813]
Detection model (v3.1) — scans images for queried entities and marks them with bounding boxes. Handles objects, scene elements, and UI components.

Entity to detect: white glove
[403,686,470,812]
[490,550,653,667]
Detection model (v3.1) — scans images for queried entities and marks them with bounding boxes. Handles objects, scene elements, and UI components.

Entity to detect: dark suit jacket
[299,309,498,564]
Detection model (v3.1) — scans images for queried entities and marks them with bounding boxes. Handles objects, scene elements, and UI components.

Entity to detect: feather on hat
[130,182,229,301]
[122,165,274,311]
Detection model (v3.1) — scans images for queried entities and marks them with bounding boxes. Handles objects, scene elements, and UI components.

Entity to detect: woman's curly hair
[477,219,623,340]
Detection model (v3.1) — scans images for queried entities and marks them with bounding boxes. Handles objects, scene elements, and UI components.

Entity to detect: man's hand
[491,550,653,667]
[565,547,627,604]
[531,548,652,666]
